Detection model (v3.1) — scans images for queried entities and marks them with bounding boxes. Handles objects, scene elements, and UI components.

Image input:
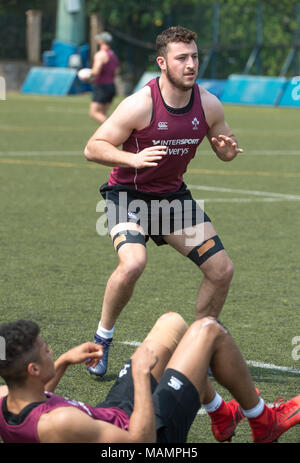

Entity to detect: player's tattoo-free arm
[84,90,167,169]
[203,90,243,161]
[91,51,107,78]
[41,346,157,443]
[45,343,103,393]
[127,344,158,442]
[40,405,156,443]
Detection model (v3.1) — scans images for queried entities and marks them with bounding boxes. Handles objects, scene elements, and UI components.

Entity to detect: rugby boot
[249,395,300,443]
[208,398,244,442]
[88,334,113,377]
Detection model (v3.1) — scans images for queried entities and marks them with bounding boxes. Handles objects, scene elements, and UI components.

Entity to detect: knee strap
[112,229,146,252]
[187,235,224,267]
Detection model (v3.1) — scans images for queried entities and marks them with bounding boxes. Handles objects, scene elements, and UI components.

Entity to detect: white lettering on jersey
[152,139,199,146]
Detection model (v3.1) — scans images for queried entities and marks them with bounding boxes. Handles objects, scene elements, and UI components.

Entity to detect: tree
[85,0,299,78]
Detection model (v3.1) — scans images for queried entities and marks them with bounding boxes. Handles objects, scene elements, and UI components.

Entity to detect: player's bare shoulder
[37,405,88,443]
[94,49,109,64]
[198,84,224,128]
[114,85,153,131]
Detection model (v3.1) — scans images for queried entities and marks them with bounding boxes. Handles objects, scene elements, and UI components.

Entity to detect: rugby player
[1,314,299,443]
[84,26,243,376]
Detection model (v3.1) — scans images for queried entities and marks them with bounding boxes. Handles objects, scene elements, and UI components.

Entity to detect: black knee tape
[112,230,146,252]
[187,235,224,267]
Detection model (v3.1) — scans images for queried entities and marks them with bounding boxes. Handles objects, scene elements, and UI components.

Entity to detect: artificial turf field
[0,91,300,444]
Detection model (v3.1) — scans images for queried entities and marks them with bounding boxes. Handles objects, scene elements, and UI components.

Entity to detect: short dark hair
[0,320,40,388]
[156,26,197,57]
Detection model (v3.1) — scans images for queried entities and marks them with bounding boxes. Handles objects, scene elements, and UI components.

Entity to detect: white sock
[203,392,223,413]
[96,323,114,339]
[242,397,265,418]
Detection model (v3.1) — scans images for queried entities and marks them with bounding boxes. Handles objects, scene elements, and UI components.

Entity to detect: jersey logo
[192,117,200,130]
[167,375,183,391]
[158,121,168,130]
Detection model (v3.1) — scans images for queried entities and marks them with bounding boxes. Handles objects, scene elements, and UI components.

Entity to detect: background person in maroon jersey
[84,26,243,378]
[88,32,119,125]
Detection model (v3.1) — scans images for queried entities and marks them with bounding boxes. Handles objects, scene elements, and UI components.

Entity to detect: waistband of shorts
[100,182,190,200]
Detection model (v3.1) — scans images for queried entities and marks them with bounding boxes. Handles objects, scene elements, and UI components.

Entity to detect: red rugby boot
[208,399,244,442]
[249,395,300,443]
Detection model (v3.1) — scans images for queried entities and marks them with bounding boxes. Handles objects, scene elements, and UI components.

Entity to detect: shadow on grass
[86,372,117,383]
[248,366,300,385]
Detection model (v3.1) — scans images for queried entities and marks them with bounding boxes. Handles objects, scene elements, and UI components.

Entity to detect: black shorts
[96,360,201,443]
[92,83,116,104]
[100,182,211,246]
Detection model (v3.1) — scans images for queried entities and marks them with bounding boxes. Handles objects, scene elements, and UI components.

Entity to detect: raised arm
[84,87,167,169]
[126,343,158,442]
[201,87,243,161]
[45,342,103,393]
[41,343,158,443]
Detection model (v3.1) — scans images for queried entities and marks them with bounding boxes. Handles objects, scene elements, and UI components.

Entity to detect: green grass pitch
[0,92,300,443]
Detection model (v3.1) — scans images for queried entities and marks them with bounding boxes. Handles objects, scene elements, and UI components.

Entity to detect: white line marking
[1,150,300,157]
[200,150,300,155]
[197,198,295,203]
[0,151,83,156]
[45,106,88,114]
[121,341,142,347]
[189,185,300,201]
[119,341,300,374]
[246,151,300,155]
[246,360,300,375]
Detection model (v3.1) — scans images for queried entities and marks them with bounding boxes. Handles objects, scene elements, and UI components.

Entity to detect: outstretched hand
[62,342,103,369]
[211,135,243,161]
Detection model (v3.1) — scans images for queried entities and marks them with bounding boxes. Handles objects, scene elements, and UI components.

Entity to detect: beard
[165,63,196,91]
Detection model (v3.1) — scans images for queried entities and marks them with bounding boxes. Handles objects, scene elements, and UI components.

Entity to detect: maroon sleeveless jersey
[94,49,118,85]
[108,77,209,194]
[0,392,129,443]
